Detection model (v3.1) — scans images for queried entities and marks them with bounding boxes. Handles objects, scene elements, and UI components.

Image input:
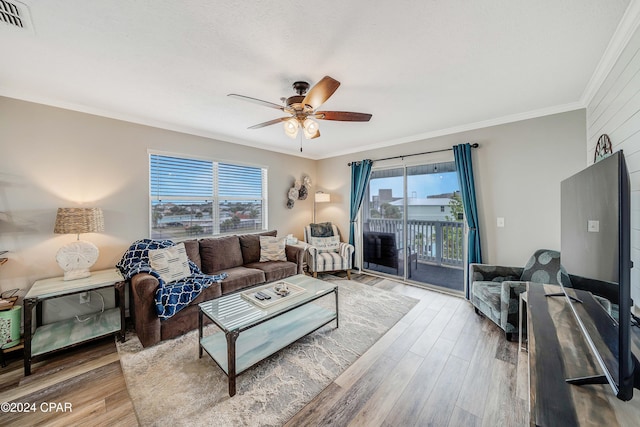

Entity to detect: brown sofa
[129,231,305,347]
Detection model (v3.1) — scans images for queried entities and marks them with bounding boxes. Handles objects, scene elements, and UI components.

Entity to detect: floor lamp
[313,192,330,223]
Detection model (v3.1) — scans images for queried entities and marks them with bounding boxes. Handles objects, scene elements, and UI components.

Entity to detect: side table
[288,241,310,273]
[23,268,125,376]
[519,289,528,352]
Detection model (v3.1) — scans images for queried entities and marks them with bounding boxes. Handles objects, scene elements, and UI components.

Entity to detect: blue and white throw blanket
[116,239,227,320]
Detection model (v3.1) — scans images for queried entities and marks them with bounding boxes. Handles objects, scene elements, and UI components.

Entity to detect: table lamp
[54,207,104,280]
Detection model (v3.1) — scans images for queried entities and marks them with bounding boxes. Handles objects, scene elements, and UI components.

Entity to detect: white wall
[0,97,591,307]
[0,97,316,297]
[586,22,640,305]
[317,110,587,268]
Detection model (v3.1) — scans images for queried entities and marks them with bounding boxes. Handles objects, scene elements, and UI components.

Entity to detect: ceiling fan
[228,76,372,144]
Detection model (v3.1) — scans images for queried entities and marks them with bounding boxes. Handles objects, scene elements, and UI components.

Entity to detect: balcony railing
[365,219,464,268]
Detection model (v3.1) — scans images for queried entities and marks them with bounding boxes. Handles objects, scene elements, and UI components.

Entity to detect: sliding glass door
[362,167,405,279]
[362,162,465,292]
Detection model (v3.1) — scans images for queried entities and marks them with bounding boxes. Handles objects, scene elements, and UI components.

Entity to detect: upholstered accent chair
[470,249,571,341]
[303,222,355,279]
[470,249,619,341]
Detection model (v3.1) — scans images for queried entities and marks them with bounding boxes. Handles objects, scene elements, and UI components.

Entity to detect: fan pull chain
[300,132,303,152]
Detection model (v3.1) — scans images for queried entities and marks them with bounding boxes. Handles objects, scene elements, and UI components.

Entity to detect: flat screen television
[560,150,639,401]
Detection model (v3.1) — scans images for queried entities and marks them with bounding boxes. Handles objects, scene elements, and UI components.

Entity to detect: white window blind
[151,155,213,200]
[150,153,267,240]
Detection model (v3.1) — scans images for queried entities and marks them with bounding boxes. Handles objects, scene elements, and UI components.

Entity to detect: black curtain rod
[347,143,479,166]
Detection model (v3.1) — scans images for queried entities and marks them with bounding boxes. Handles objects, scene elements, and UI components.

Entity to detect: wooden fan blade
[228,94,284,111]
[314,111,372,122]
[248,117,290,129]
[302,76,340,109]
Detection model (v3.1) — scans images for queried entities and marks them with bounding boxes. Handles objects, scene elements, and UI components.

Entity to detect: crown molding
[0,90,319,160]
[318,102,584,160]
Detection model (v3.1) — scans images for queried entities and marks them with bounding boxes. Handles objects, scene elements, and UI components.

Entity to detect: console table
[526,282,640,426]
[23,268,125,376]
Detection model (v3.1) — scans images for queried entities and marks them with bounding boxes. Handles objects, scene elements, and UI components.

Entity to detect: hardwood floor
[0,273,528,426]
[287,274,529,426]
[0,339,138,426]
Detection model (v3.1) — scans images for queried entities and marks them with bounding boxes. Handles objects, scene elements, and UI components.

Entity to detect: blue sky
[369,171,459,200]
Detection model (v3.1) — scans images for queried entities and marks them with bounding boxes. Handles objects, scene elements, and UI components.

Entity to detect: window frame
[148,150,268,240]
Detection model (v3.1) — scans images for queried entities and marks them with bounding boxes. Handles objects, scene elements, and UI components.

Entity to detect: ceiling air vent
[0,0,31,31]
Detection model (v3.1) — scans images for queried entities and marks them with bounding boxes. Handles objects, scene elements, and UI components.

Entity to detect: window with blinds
[150,153,267,240]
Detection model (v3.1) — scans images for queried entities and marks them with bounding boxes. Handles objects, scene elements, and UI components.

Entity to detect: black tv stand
[527,283,640,425]
[615,353,640,401]
[545,291,583,304]
[564,337,639,396]
[565,374,609,386]
[633,353,640,390]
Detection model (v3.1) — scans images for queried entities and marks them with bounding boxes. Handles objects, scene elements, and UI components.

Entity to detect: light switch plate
[497,217,505,228]
[588,220,599,233]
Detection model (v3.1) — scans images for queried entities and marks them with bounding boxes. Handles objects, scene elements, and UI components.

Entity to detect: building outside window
[149,153,267,240]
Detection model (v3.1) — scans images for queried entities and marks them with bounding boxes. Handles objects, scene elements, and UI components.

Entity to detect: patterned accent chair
[470,249,618,341]
[470,249,571,341]
[303,223,355,279]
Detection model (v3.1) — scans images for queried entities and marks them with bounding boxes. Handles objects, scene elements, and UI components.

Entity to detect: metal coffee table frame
[198,275,338,396]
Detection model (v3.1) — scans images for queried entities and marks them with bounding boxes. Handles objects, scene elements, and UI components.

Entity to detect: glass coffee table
[198,274,339,396]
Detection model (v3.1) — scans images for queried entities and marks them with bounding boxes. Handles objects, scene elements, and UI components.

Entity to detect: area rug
[117,279,418,426]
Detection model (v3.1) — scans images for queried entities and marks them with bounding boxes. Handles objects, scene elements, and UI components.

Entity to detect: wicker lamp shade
[53,207,104,280]
[54,208,104,235]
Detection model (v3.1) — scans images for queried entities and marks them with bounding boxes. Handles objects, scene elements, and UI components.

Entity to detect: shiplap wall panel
[589,87,640,154]
[631,193,640,230]
[605,110,640,154]
[624,150,640,172]
[587,24,640,305]
[588,26,640,129]
[632,227,640,249]
[588,50,640,139]
[588,67,640,146]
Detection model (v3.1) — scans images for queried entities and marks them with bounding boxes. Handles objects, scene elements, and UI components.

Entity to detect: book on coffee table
[240,281,306,309]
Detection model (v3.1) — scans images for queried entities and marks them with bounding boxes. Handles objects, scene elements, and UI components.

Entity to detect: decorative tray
[240,281,306,309]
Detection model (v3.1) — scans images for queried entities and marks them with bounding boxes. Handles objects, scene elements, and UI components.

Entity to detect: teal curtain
[453,143,482,298]
[349,159,373,246]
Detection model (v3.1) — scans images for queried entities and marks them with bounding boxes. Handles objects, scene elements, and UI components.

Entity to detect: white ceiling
[0,1,635,159]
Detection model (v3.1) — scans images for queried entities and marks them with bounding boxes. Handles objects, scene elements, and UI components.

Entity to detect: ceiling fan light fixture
[231,75,372,145]
[302,118,319,139]
[283,118,299,139]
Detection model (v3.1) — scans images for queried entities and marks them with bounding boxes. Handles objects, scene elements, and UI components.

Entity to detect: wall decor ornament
[594,134,612,163]
[298,185,308,200]
[288,187,299,201]
[287,175,312,209]
[299,176,311,200]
